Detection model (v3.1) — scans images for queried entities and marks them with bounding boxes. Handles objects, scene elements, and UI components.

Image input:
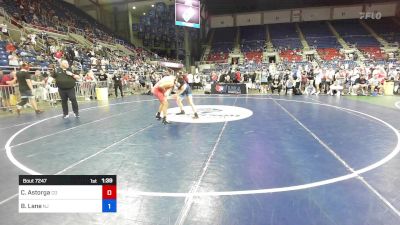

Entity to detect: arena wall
[210,15,235,28]
[236,12,262,26]
[263,10,291,24]
[301,7,331,21]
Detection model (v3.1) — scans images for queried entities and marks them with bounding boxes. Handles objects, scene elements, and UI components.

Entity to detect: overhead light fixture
[143,13,146,15]
[151,5,154,7]
[132,6,136,9]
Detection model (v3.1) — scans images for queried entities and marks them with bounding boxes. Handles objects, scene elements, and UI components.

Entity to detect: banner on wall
[211,83,247,94]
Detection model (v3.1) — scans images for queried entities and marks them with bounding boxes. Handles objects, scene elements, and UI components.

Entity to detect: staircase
[265,25,274,52]
[295,23,310,50]
[69,33,93,47]
[359,20,388,47]
[116,44,135,56]
[202,46,211,61]
[233,27,241,53]
[201,29,215,61]
[0,7,24,42]
[326,21,349,49]
[354,48,366,62]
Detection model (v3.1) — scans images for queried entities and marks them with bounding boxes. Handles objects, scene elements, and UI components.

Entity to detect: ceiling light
[132,6,136,9]
[151,5,154,7]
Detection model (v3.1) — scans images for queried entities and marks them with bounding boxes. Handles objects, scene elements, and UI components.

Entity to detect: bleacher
[317,48,344,61]
[2,0,129,45]
[279,49,302,62]
[207,27,235,62]
[359,47,386,60]
[240,25,265,63]
[269,23,302,49]
[300,21,341,49]
[268,23,302,61]
[331,19,381,47]
[365,17,400,44]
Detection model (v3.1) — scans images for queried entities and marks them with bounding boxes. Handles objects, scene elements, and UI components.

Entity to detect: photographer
[52,60,80,118]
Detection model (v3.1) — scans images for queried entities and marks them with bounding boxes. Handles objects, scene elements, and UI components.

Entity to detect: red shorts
[152,87,166,102]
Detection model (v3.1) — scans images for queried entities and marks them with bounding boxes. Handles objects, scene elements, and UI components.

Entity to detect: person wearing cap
[52,60,80,118]
[15,63,44,115]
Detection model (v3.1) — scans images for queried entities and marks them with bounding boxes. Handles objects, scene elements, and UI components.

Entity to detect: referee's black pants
[114,83,123,97]
[58,88,79,116]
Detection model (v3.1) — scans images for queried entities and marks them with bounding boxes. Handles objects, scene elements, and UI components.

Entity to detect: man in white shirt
[0,23,8,36]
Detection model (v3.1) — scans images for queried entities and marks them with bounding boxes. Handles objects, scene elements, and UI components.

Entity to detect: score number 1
[102,185,117,212]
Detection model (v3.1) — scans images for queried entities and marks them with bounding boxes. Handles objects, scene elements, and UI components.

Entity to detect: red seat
[244,52,263,63]
[207,53,229,62]
[359,47,386,60]
[317,48,344,61]
[279,50,302,62]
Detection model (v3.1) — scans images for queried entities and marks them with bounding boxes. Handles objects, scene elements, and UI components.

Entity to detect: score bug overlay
[19,175,117,213]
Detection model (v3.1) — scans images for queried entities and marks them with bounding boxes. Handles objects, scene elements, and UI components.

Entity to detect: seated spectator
[285,76,295,95]
[6,42,16,53]
[368,74,382,96]
[8,52,20,66]
[0,23,9,37]
[270,75,282,95]
[352,74,368,95]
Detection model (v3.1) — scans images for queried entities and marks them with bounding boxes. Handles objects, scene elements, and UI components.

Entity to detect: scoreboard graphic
[19,175,117,213]
[175,0,200,28]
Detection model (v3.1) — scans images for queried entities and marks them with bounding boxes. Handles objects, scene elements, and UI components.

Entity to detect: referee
[52,60,80,118]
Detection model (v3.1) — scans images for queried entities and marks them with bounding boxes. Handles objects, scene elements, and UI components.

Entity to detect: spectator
[31,70,47,101]
[5,41,16,53]
[270,75,282,95]
[0,23,9,36]
[0,70,16,112]
[8,52,20,66]
[233,69,241,83]
[15,63,44,115]
[352,74,368,95]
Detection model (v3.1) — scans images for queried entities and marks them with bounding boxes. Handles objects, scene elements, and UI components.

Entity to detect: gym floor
[0,94,400,225]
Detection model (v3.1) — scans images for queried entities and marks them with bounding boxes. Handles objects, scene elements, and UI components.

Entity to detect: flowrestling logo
[166,105,253,123]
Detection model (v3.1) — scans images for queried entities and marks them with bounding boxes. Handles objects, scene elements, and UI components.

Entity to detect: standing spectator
[32,70,47,101]
[97,70,108,88]
[52,60,80,118]
[112,70,124,98]
[234,69,241,83]
[15,63,44,115]
[0,70,16,112]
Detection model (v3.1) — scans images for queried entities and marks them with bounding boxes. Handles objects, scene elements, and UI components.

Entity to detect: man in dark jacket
[112,69,123,98]
[52,60,80,118]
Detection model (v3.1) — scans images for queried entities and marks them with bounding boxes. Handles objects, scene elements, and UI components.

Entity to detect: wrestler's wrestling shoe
[155,112,161,120]
[176,110,185,115]
[162,117,171,125]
